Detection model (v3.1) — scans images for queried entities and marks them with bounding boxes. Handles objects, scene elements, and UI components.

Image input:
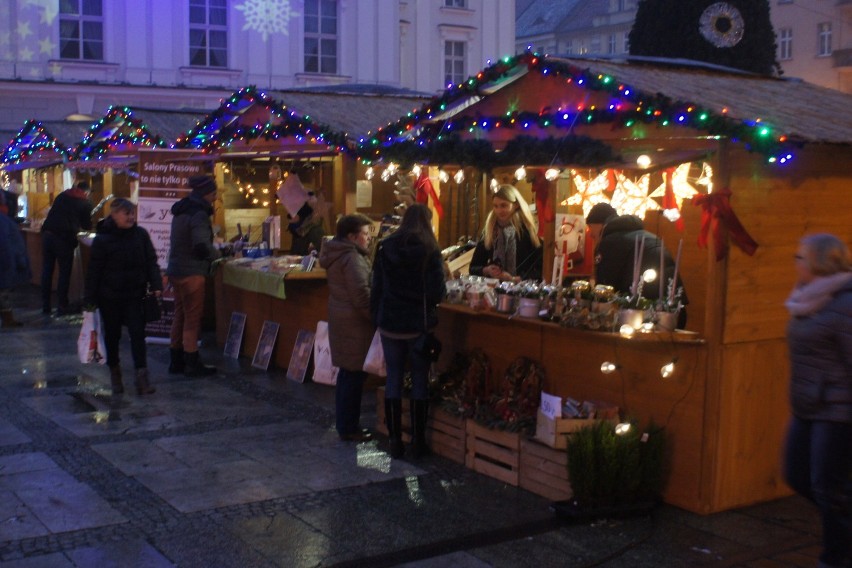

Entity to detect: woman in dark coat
[783,233,851,568]
[371,204,446,458]
[0,212,31,327]
[84,199,162,396]
[318,213,375,442]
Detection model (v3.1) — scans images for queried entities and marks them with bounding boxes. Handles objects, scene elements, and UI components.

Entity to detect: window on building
[590,36,601,54]
[564,39,573,55]
[444,41,466,86]
[305,0,338,74]
[777,0,793,4]
[608,34,617,54]
[817,22,832,56]
[59,0,104,60]
[623,31,630,53]
[779,28,792,60]
[444,0,467,7]
[189,0,227,67]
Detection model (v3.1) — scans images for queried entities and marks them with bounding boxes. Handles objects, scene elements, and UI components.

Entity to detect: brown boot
[1,309,22,328]
[109,365,124,395]
[135,368,156,395]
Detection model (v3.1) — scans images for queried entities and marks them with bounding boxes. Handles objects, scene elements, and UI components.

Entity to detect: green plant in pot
[558,420,666,519]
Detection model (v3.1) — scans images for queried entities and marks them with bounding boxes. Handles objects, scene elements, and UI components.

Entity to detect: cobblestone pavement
[0,285,823,567]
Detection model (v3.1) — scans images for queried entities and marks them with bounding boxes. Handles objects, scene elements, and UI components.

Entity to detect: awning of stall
[173,85,430,160]
[0,120,87,172]
[67,106,209,170]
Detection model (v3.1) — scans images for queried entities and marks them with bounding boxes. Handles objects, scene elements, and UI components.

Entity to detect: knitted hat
[188,175,216,196]
[586,203,617,225]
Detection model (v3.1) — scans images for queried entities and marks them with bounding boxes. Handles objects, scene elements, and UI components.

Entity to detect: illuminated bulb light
[411,164,422,177]
[640,322,655,333]
[660,359,677,378]
[262,201,269,206]
[386,162,399,175]
[619,324,635,338]
[600,361,617,374]
[365,167,374,180]
[642,268,657,283]
[615,422,631,435]
[514,166,527,181]
[438,169,450,183]
[380,168,392,182]
[454,169,465,184]
[545,168,560,181]
[490,178,499,191]
[663,208,681,222]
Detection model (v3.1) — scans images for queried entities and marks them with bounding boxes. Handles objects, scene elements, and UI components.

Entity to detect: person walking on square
[371,204,446,458]
[319,213,375,442]
[166,175,220,377]
[41,181,92,315]
[84,199,161,395]
[0,210,31,327]
[783,233,852,568]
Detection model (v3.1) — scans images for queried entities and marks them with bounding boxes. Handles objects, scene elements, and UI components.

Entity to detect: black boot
[184,351,216,377]
[109,365,124,395]
[168,348,185,374]
[385,398,405,459]
[135,368,156,395]
[410,399,431,458]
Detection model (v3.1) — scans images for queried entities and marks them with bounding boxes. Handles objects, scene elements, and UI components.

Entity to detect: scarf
[493,220,517,276]
[784,271,852,317]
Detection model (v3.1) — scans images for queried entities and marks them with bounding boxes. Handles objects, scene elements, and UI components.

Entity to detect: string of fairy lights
[72,106,167,162]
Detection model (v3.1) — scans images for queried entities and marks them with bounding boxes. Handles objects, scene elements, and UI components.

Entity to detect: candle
[635,234,646,296]
[659,238,665,301]
[632,234,640,295]
[551,255,561,287]
[670,239,683,302]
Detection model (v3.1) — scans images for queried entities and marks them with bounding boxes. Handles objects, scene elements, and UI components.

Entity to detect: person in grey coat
[783,233,852,568]
[318,213,375,442]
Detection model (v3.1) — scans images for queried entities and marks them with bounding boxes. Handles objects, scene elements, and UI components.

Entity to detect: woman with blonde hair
[783,233,851,568]
[470,184,542,281]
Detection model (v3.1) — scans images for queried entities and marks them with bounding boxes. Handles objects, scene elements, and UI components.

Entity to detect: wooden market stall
[361,52,852,514]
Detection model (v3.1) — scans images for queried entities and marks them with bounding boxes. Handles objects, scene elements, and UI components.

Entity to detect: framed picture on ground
[251,320,280,370]
[286,329,315,383]
[223,312,247,359]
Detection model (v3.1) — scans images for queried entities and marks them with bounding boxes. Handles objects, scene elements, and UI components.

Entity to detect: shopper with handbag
[319,213,375,442]
[84,198,161,395]
[371,204,446,458]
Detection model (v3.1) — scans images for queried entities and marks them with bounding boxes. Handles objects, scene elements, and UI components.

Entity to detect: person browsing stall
[470,184,542,281]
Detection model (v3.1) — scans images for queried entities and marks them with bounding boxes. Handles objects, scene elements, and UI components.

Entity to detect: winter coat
[84,217,162,305]
[41,188,92,246]
[786,278,852,423]
[470,224,543,281]
[371,232,446,334]
[594,215,687,303]
[0,214,31,289]
[166,195,220,277]
[318,238,374,371]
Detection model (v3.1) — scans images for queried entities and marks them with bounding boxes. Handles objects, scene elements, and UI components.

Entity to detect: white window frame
[444,40,467,87]
[623,31,630,53]
[817,22,832,57]
[304,0,338,74]
[779,28,793,61]
[189,0,228,68]
[59,0,104,61]
[608,34,617,54]
[444,0,467,7]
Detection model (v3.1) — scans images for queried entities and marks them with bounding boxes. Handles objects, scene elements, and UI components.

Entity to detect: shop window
[817,22,832,57]
[779,28,792,60]
[59,0,104,61]
[189,0,228,67]
[444,40,466,87]
[304,0,338,74]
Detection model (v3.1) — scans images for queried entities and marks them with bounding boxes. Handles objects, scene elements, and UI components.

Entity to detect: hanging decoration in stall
[414,170,444,219]
[693,187,758,260]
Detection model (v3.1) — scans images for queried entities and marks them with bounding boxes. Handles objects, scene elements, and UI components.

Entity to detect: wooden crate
[520,439,572,501]
[427,407,466,464]
[465,419,521,486]
[374,388,411,442]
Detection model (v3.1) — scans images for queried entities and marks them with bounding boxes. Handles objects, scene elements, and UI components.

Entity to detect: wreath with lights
[699,2,745,48]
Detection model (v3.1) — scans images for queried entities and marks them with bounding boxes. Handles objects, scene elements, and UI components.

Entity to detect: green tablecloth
[222,262,287,300]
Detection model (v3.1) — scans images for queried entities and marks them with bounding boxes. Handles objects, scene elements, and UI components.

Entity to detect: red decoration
[692,188,758,261]
[662,167,685,231]
[415,171,444,219]
[531,170,554,238]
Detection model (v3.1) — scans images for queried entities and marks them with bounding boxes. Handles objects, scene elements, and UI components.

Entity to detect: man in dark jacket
[586,203,687,325]
[166,174,221,376]
[41,181,92,315]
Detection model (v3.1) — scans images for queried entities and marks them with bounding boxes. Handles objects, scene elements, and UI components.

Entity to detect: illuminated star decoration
[611,171,659,218]
[39,36,54,55]
[236,0,300,42]
[649,162,698,222]
[562,169,613,217]
[696,162,714,193]
[49,62,62,76]
[24,0,60,24]
[17,21,33,40]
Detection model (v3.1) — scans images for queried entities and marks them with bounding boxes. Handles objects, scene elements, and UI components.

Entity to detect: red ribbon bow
[415,171,444,219]
[692,188,758,261]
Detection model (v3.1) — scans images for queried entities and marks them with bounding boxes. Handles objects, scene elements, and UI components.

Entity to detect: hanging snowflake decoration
[610,172,659,219]
[699,2,745,48]
[562,170,613,217]
[649,163,698,208]
[236,0,300,42]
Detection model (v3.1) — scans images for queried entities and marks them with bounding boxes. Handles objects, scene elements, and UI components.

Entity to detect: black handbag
[143,293,161,323]
[414,331,442,362]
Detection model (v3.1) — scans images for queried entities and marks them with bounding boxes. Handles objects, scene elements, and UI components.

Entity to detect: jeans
[41,232,76,312]
[169,275,206,353]
[783,416,852,567]
[335,368,367,436]
[381,334,430,400]
[98,298,147,369]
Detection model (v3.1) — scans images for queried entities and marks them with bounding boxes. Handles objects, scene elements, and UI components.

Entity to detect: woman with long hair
[470,184,542,281]
[371,204,446,458]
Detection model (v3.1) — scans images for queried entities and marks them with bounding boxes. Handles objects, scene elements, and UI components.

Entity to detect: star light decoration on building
[236,0,299,42]
[562,169,613,217]
[611,172,660,218]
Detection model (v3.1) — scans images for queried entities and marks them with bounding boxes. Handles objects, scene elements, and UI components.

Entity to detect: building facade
[515,0,851,93]
[0,0,515,134]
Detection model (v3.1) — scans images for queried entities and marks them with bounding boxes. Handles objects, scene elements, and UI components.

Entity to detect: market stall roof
[174,85,429,158]
[359,52,852,169]
[70,106,208,166]
[0,120,88,171]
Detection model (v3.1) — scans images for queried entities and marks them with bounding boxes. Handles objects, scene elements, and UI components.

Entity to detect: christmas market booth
[177,86,429,370]
[357,52,852,514]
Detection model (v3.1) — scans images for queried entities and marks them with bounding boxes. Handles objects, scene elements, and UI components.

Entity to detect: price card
[539,391,562,419]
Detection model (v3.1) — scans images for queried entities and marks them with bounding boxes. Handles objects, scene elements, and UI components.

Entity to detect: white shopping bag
[77,310,107,365]
[312,321,338,385]
[362,330,386,377]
